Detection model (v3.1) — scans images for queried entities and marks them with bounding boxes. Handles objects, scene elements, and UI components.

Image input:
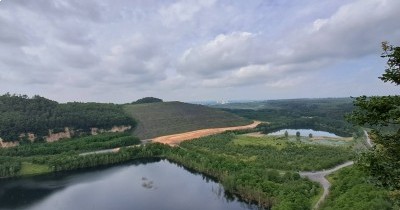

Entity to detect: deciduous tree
[348,42,400,204]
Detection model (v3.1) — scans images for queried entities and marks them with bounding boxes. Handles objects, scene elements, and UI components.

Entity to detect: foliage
[218,98,355,137]
[0,133,142,177]
[380,41,400,84]
[45,143,170,171]
[0,94,136,141]
[164,133,354,209]
[0,133,140,157]
[124,101,252,139]
[132,97,163,104]
[348,42,400,203]
[0,157,21,177]
[180,134,353,171]
[321,167,392,210]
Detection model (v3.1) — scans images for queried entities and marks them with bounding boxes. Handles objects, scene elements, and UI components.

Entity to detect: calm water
[268,129,340,138]
[0,159,260,210]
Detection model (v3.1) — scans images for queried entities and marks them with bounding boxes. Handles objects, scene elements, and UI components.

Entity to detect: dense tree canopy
[132,97,163,104]
[0,94,136,142]
[223,98,355,137]
[348,42,400,203]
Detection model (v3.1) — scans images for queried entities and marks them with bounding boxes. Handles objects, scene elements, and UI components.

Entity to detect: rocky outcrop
[1,125,132,145]
[0,138,19,148]
[45,127,73,143]
[19,133,36,142]
[91,125,132,135]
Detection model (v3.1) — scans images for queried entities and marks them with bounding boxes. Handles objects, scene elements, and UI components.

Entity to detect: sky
[0,0,399,103]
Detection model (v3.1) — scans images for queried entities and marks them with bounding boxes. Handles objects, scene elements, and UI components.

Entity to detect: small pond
[268,129,340,138]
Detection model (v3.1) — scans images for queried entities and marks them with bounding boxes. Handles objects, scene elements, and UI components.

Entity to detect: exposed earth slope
[124,102,252,139]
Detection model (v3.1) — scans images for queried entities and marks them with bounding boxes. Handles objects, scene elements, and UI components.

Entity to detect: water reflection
[269,129,340,138]
[0,159,261,210]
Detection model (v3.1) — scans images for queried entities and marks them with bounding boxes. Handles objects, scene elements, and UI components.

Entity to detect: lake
[268,129,340,138]
[0,159,260,210]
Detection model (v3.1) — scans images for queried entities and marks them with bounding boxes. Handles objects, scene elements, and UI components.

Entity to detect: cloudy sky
[0,0,399,103]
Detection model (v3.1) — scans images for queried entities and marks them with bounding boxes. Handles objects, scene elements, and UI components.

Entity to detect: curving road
[299,161,354,210]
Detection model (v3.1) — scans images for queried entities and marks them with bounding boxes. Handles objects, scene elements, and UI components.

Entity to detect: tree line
[165,133,354,209]
[0,94,136,142]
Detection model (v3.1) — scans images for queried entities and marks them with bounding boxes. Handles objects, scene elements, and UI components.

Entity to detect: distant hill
[123,101,252,139]
[211,98,355,137]
[132,97,163,104]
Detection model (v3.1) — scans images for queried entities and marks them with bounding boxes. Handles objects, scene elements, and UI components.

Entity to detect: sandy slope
[152,121,261,146]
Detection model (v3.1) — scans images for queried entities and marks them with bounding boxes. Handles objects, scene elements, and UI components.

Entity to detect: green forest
[0,94,136,142]
[320,167,392,210]
[0,93,396,209]
[216,98,355,137]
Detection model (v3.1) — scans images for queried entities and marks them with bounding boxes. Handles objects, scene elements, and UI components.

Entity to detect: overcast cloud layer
[0,0,399,103]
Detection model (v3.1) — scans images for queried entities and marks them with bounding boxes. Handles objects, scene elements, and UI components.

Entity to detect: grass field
[233,135,287,149]
[241,132,354,147]
[124,101,252,139]
[18,162,51,176]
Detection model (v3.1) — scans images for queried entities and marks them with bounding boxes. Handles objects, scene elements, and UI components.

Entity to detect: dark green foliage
[321,167,392,210]
[179,133,353,171]
[0,133,149,177]
[132,97,163,104]
[46,143,170,171]
[0,94,136,141]
[124,101,252,139]
[348,42,400,204]
[0,133,140,157]
[380,41,400,85]
[0,157,21,177]
[165,133,353,209]
[219,98,355,137]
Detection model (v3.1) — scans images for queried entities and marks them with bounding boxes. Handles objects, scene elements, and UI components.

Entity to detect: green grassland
[18,162,51,176]
[124,101,252,139]
[240,133,355,147]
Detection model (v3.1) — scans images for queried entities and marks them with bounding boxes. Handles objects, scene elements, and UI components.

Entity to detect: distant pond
[0,159,260,210]
[268,129,340,138]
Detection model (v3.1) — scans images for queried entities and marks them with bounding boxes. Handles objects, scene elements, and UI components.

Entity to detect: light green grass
[19,162,51,176]
[241,132,353,147]
[233,135,287,149]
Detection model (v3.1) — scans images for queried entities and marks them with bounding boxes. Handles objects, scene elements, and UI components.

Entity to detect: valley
[0,95,393,209]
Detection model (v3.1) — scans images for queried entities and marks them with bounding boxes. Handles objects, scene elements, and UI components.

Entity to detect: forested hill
[212,98,355,137]
[0,94,136,142]
[124,101,252,139]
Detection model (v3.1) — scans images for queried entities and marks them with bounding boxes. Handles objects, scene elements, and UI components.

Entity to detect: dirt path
[299,161,354,210]
[152,121,261,146]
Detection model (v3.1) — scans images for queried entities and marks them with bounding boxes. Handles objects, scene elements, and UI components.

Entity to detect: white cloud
[159,0,216,25]
[287,0,400,63]
[0,0,399,102]
[177,32,266,77]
